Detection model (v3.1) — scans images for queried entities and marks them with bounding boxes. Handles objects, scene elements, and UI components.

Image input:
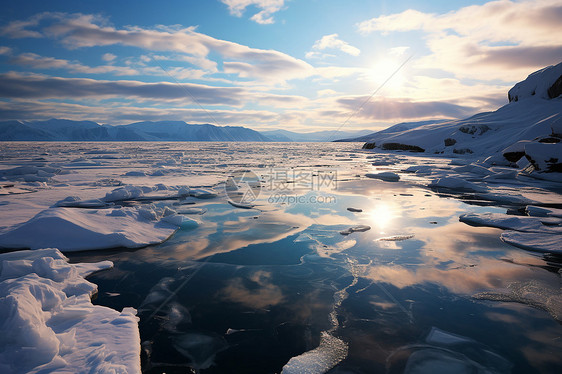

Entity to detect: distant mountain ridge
[0,119,271,142]
[0,119,375,142]
[261,128,373,142]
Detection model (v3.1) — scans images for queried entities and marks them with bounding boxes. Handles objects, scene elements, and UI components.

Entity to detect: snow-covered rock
[508,61,562,102]
[524,142,562,172]
[0,248,140,373]
[354,62,562,164]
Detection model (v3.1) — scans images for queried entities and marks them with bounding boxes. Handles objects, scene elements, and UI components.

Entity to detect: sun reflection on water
[369,202,400,234]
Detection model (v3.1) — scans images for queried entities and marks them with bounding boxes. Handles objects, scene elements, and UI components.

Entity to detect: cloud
[0,100,281,126]
[1,12,313,83]
[101,53,116,62]
[221,0,285,24]
[336,96,477,120]
[0,46,12,55]
[219,271,284,308]
[0,72,246,105]
[356,0,562,81]
[308,34,361,58]
[9,52,159,76]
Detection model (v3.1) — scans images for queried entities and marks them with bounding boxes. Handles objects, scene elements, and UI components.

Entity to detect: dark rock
[381,143,425,152]
[537,136,560,144]
[453,148,473,154]
[503,151,525,162]
[459,124,490,135]
[362,142,376,149]
[444,138,457,146]
[548,75,562,99]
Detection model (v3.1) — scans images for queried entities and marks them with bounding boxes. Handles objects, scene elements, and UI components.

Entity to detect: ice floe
[460,212,562,254]
[460,213,562,234]
[473,279,562,322]
[365,172,400,182]
[500,231,561,254]
[0,248,140,373]
[339,225,371,236]
[428,177,487,193]
[0,206,184,251]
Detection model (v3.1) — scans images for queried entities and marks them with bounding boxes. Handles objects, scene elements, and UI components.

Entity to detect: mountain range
[0,119,372,142]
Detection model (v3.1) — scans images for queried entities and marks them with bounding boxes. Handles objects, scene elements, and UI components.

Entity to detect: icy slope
[359,62,562,161]
[0,248,140,373]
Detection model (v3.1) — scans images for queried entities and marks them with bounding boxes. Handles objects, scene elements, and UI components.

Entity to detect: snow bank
[0,206,187,251]
[0,248,140,373]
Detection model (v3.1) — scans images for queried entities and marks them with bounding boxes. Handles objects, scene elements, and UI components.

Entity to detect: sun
[368,58,407,91]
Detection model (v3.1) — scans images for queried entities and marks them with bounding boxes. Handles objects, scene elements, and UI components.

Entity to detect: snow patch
[0,206,182,251]
[0,248,140,373]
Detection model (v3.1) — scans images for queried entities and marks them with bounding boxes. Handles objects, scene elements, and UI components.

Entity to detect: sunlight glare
[369,202,398,233]
[369,58,406,91]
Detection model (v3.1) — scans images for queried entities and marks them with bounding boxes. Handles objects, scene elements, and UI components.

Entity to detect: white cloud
[317,89,337,97]
[309,34,360,57]
[0,99,282,126]
[221,0,285,24]
[0,46,12,55]
[10,52,156,76]
[102,53,116,62]
[1,12,313,84]
[356,0,562,81]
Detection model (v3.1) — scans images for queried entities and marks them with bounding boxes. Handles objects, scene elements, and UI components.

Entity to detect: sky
[0,0,561,132]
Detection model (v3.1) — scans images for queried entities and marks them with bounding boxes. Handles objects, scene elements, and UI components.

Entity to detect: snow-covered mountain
[120,121,271,141]
[355,61,562,172]
[335,120,448,143]
[260,129,373,142]
[0,119,271,142]
[0,119,375,142]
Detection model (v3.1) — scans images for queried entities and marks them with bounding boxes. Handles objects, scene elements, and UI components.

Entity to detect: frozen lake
[1,142,562,373]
